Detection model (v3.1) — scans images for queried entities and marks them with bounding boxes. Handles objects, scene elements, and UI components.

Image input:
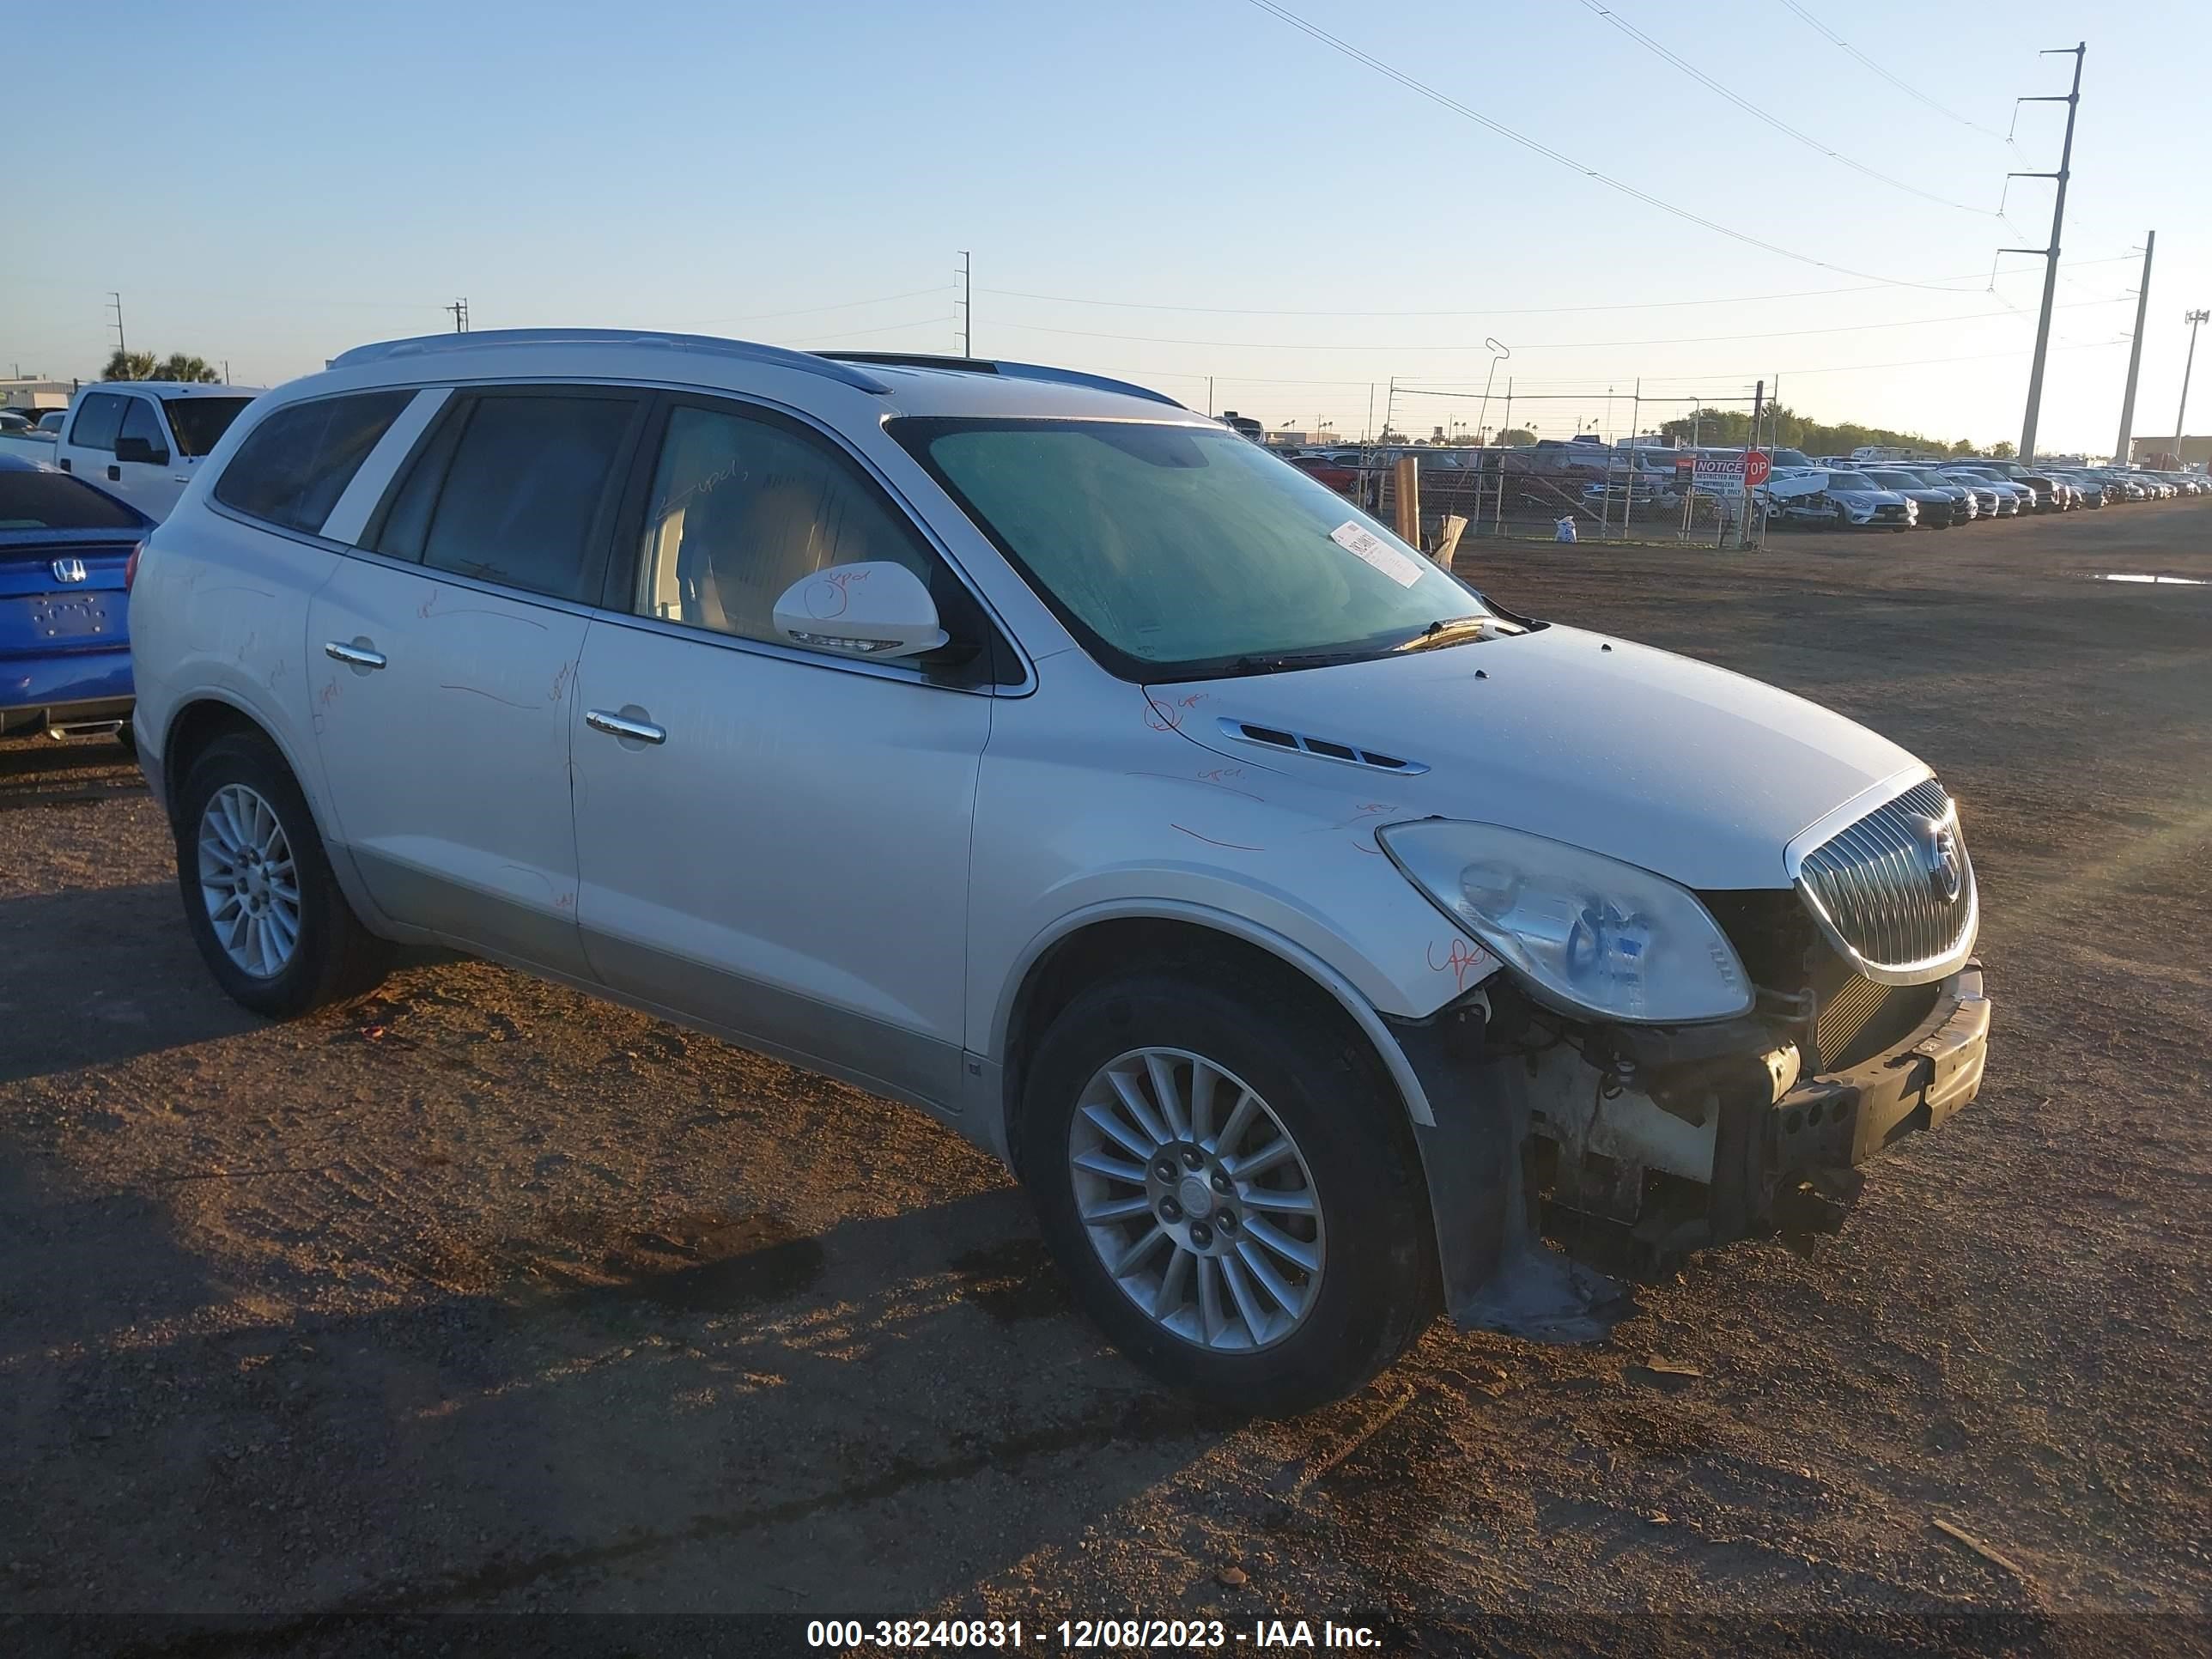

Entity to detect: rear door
[306,385,647,976]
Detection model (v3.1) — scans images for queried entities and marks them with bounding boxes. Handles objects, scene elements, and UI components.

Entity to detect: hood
[1149,625,1924,891]
[1830,487,1909,506]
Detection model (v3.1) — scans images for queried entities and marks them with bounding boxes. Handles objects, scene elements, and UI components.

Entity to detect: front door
[112,394,187,518]
[305,385,647,978]
[570,395,996,1113]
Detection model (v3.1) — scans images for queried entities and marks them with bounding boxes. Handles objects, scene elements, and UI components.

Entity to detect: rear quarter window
[213,391,416,536]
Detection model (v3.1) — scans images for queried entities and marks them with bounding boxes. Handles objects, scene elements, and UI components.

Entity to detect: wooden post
[1393,453,1421,547]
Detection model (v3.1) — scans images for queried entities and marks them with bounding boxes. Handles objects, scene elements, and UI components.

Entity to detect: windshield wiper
[1392,616,1500,653]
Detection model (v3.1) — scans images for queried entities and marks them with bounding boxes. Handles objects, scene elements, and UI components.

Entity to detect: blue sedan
[0,452,152,750]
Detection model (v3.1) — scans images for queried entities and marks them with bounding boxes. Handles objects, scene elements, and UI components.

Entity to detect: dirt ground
[3,502,2207,1656]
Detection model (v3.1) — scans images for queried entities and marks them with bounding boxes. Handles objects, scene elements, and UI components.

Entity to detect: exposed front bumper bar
[1769,962,1987,1177]
[1389,962,1991,1329]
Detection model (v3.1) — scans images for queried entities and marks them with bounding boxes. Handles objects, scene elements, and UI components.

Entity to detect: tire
[173,731,390,1018]
[1021,969,1436,1412]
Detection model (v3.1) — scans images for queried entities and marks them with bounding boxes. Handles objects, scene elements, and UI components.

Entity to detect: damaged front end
[1382,781,1990,1337]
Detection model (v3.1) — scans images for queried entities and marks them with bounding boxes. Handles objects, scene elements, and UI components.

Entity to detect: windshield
[161,396,253,459]
[1868,471,1919,489]
[1826,472,1879,491]
[0,469,145,531]
[895,418,1491,680]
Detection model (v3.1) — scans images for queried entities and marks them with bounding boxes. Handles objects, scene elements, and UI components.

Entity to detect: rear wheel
[1023,971,1435,1411]
[174,732,390,1018]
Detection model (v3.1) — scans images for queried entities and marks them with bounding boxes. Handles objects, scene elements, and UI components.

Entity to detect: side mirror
[114,435,168,465]
[772,562,947,660]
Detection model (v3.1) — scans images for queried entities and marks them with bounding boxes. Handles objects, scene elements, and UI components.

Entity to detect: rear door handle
[324,640,386,670]
[586,708,666,745]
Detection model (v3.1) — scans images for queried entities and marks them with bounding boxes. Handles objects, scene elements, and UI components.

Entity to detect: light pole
[2172,308,2209,465]
[1475,338,1508,447]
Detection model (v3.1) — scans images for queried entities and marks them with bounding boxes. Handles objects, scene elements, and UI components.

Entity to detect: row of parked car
[1271,436,2207,532]
[1759,456,2209,530]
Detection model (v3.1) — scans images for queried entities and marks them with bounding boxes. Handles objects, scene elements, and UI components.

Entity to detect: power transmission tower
[2174,309,2209,462]
[445,298,470,333]
[2113,232,2154,464]
[2003,42,2084,465]
[957,252,971,358]
[106,292,126,360]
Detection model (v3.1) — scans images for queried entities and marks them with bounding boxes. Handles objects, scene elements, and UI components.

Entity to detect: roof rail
[325,329,891,393]
[822,351,1184,410]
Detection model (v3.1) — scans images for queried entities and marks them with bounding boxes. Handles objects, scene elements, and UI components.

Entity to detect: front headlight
[1377,821,1753,1024]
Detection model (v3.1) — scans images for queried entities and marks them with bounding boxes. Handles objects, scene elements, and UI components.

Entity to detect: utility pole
[445,298,469,333]
[2174,309,2209,465]
[2003,42,2085,465]
[2112,233,2155,464]
[1739,380,1764,550]
[106,292,126,361]
[957,251,971,358]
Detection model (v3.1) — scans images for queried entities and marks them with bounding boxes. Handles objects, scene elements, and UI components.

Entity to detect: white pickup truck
[52,382,258,520]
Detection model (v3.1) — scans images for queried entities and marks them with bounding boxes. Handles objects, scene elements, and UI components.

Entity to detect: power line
[793,313,961,345]
[682,286,956,328]
[981,297,2122,355]
[1573,2,1993,216]
[1241,0,1986,293]
[973,254,2136,320]
[1775,1,2015,143]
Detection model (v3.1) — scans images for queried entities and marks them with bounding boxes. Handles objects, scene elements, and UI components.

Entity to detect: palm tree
[102,349,158,381]
[154,354,221,384]
[101,349,222,383]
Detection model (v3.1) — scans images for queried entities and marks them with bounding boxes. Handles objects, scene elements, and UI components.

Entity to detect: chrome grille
[1795,779,1977,982]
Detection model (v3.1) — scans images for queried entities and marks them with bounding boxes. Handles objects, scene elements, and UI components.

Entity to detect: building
[0,378,76,415]
[2130,434,2212,468]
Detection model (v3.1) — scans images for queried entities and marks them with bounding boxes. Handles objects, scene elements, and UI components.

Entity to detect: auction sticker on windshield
[1330,520,1425,587]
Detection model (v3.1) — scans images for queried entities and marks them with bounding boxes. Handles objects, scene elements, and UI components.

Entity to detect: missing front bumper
[1391,963,1991,1325]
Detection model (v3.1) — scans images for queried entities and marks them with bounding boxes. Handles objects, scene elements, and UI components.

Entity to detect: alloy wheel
[1066,1048,1325,1352]
[198,782,301,979]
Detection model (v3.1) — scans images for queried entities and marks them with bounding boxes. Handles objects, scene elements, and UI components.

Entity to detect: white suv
[129,330,1990,1407]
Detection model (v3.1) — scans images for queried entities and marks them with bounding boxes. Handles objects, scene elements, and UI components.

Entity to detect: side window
[632,403,943,650]
[70,392,126,453]
[379,393,635,604]
[213,390,416,535]
[117,397,169,460]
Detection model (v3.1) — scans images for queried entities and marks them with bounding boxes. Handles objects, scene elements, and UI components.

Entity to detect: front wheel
[1022,972,1436,1412]
[174,732,391,1018]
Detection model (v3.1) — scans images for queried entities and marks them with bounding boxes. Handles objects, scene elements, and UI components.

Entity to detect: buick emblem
[51,557,88,585]
[1911,814,1964,903]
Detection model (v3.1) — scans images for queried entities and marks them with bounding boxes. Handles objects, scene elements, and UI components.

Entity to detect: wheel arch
[994,903,1437,1178]
[161,695,321,828]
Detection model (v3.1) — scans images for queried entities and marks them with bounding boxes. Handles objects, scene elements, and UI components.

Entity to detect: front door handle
[106,465,121,482]
[324,640,386,670]
[586,708,666,746]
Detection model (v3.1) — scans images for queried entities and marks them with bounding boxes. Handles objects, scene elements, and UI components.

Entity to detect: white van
[53,382,258,520]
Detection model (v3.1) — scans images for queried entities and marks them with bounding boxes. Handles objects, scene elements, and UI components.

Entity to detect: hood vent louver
[1217,718,1428,775]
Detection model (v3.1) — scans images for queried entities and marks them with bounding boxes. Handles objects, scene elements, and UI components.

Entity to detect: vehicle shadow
[0,881,261,1085]
[0,1141,1241,1631]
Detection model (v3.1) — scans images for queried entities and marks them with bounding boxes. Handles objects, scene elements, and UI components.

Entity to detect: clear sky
[6,0,2207,453]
